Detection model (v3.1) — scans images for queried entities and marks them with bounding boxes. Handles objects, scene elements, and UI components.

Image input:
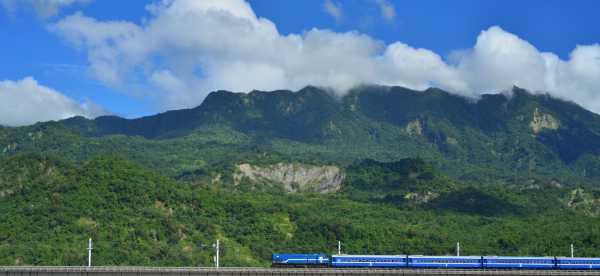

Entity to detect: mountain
[3,85,600,265]
[3,154,600,266]
[3,85,600,186]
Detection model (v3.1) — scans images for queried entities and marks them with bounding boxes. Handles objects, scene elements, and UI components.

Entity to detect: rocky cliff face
[530,108,560,134]
[405,119,423,136]
[234,163,344,193]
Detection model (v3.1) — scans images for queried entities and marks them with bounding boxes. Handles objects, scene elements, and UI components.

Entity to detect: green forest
[2,154,600,266]
[2,86,600,266]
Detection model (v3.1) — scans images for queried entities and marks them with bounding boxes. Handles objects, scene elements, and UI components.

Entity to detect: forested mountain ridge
[3,85,600,265]
[2,85,600,186]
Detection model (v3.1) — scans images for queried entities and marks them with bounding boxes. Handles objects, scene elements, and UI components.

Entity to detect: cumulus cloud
[374,0,395,22]
[323,0,343,23]
[454,27,600,112]
[0,0,91,18]
[0,77,106,126]
[49,0,600,114]
[50,12,144,85]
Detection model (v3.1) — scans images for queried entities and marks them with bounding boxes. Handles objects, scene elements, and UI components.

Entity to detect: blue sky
[1,0,600,126]
[251,0,600,58]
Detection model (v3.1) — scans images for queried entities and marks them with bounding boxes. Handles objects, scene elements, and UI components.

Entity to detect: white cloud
[382,42,467,92]
[50,12,144,85]
[49,0,600,114]
[456,26,548,94]
[323,0,343,23]
[453,27,600,112]
[374,0,395,22]
[0,77,107,126]
[0,0,91,18]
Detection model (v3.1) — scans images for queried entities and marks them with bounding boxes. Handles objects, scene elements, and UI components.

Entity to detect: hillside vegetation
[2,86,600,186]
[2,85,600,265]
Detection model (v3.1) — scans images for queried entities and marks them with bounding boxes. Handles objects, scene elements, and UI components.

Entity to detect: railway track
[4,267,600,275]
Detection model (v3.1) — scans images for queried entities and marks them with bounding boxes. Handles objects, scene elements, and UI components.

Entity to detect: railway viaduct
[3,267,600,276]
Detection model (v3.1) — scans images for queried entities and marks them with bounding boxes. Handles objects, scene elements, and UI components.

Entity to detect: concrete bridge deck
[3,267,600,276]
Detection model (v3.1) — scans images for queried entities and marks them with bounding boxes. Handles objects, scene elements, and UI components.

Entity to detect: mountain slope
[3,154,600,266]
[2,85,600,186]
[5,85,600,266]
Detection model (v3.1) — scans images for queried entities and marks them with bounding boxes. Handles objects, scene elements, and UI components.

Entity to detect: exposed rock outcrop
[566,188,600,217]
[404,191,439,205]
[405,119,423,136]
[530,108,559,134]
[2,143,17,154]
[234,163,344,193]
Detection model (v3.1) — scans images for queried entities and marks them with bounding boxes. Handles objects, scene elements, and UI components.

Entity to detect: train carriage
[556,257,600,269]
[331,255,407,267]
[408,255,482,269]
[483,256,555,269]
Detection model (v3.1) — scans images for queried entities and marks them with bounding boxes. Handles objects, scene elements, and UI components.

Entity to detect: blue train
[271,253,329,267]
[272,254,600,269]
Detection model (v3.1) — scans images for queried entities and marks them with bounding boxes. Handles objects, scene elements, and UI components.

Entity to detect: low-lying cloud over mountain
[0,77,106,126]
[48,0,600,114]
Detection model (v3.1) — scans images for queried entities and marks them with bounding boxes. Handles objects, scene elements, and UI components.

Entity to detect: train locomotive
[271,253,329,268]
[272,254,600,269]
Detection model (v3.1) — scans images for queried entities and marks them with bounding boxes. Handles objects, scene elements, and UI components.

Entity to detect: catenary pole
[214,240,220,268]
[571,243,574,258]
[87,238,92,267]
[456,242,460,256]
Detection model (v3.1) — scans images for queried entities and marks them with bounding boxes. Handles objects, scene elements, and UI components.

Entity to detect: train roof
[483,256,555,259]
[272,253,327,257]
[332,254,406,258]
[555,257,600,260]
[332,255,481,258]
[408,255,482,258]
[293,254,600,260]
